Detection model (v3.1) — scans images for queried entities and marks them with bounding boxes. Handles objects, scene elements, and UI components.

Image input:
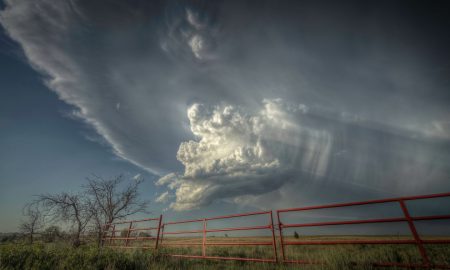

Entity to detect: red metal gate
[160,210,278,262]
[277,192,450,268]
[102,215,162,249]
[100,192,450,268]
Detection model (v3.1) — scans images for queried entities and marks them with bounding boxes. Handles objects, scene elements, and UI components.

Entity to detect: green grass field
[2,236,449,270]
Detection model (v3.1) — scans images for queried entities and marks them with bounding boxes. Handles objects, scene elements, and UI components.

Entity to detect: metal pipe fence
[277,192,450,269]
[102,215,162,249]
[101,192,450,268]
[160,210,278,262]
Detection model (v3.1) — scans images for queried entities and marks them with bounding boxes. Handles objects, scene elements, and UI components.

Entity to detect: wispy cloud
[1,0,449,211]
[155,191,172,203]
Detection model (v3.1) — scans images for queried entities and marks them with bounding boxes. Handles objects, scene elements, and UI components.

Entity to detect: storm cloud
[159,98,450,210]
[157,99,333,210]
[1,0,449,210]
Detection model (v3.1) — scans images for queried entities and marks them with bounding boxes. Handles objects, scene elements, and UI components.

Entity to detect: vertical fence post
[277,211,286,262]
[101,224,107,247]
[155,215,163,250]
[125,221,133,247]
[398,200,430,267]
[159,224,165,247]
[110,224,116,246]
[269,211,278,262]
[202,219,207,257]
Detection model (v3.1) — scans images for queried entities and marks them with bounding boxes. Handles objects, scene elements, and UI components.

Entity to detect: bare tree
[38,192,91,247]
[84,174,149,245]
[20,203,43,244]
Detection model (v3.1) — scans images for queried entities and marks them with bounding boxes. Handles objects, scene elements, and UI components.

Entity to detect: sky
[1,0,450,233]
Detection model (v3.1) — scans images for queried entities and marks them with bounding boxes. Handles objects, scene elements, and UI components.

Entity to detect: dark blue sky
[1,0,450,233]
[0,29,161,231]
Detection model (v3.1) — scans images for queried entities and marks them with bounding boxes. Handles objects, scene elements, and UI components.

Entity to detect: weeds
[1,241,449,270]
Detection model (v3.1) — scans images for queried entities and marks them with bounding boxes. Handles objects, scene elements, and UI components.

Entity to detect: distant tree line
[19,174,149,247]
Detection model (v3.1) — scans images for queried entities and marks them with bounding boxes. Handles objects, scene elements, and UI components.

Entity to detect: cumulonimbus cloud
[157,97,450,210]
[157,99,333,210]
[2,0,449,211]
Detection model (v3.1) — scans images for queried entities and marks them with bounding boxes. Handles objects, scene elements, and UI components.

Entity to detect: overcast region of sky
[1,0,450,232]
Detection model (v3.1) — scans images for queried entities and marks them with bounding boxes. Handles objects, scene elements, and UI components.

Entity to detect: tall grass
[1,241,449,269]
[1,243,159,270]
[0,243,276,270]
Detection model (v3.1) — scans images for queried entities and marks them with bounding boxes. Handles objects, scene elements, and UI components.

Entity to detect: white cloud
[188,35,205,59]
[1,0,449,213]
[425,120,450,139]
[155,191,172,203]
[158,99,333,211]
[186,9,204,30]
[0,0,192,175]
[156,172,181,189]
[161,5,218,61]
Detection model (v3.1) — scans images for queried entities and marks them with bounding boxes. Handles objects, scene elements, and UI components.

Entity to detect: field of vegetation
[2,175,448,269]
[2,236,449,270]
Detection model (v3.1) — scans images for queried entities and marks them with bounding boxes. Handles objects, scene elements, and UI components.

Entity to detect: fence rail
[102,215,162,249]
[277,191,450,268]
[160,210,278,263]
[102,192,450,268]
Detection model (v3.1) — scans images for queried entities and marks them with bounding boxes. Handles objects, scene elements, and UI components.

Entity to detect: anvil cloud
[1,0,449,211]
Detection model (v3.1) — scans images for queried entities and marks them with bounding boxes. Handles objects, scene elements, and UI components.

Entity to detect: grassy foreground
[0,243,290,270]
[1,241,449,270]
